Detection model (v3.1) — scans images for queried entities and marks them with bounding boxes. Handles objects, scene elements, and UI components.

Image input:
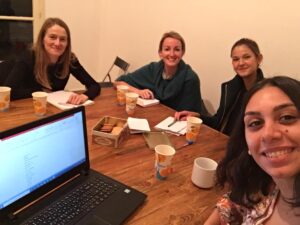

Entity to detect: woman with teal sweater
[114,31,204,113]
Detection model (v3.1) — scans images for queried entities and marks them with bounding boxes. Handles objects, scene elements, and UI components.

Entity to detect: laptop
[0,106,147,225]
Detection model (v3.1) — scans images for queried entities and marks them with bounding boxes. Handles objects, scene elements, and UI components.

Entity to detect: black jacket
[202,69,264,135]
[5,50,100,100]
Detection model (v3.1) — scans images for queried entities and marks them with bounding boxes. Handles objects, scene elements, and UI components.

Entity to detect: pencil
[167,119,177,127]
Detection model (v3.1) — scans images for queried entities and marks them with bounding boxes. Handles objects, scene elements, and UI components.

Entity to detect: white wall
[45,0,300,113]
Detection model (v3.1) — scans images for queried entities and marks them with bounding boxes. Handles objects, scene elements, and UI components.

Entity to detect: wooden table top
[0,88,228,225]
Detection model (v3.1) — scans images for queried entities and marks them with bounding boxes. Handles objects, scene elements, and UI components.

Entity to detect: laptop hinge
[8,212,17,222]
[11,173,81,218]
[80,169,89,176]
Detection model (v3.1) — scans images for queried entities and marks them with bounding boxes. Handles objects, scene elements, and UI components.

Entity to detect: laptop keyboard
[22,177,119,225]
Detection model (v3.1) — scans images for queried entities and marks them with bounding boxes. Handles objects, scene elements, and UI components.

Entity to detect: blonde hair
[158,31,185,54]
[33,17,72,89]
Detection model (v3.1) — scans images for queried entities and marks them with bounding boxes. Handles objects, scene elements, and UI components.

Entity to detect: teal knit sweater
[117,60,203,112]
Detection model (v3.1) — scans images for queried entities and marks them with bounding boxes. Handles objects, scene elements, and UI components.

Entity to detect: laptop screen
[0,110,87,210]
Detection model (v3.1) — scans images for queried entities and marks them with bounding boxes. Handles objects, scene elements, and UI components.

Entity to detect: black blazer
[201,69,264,135]
[0,59,15,85]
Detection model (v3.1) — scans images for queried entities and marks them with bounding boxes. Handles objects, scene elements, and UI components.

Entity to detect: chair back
[100,56,130,87]
[114,56,130,72]
[0,59,15,85]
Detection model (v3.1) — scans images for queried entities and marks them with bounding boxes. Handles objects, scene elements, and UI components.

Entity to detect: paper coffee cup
[154,144,176,180]
[191,157,217,188]
[116,85,129,105]
[125,92,139,115]
[0,86,11,112]
[186,116,202,143]
[32,91,48,116]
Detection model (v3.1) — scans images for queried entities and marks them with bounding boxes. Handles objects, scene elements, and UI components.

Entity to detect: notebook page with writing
[154,116,187,136]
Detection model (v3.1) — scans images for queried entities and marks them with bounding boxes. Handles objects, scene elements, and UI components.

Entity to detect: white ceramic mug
[191,157,217,188]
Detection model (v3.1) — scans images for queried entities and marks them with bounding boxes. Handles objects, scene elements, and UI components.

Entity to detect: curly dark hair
[216,76,300,208]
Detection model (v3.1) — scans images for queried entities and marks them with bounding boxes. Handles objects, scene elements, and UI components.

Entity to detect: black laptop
[0,106,146,225]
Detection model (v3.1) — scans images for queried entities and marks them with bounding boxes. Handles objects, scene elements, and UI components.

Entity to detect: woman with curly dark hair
[205,76,300,224]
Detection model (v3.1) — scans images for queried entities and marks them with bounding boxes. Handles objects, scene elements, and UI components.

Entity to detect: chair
[0,59,15,85]
[99,56,130,88]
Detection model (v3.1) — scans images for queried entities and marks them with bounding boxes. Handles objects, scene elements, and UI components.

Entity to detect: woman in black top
[5,17,100,104]
[175,38,264,135]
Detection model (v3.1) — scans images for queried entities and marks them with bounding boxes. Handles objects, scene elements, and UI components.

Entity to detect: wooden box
[92,116,128,148]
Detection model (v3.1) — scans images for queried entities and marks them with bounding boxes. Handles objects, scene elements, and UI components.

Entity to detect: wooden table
[0,88,228,225]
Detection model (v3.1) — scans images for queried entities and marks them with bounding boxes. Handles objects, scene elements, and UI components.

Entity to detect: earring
[248,150,252,155]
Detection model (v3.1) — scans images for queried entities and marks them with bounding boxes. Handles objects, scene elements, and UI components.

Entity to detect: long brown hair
[33,17,72,89]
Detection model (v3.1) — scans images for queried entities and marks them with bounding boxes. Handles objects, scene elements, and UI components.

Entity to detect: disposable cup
[154,144,176,180]
[116,85,129,105]
[125,92,139,115]
[186,116,202,143]
[32,91,48,116]
[0,86,11,112]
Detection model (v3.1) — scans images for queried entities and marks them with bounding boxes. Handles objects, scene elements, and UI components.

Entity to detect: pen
[176,142,192,150]
[167,119,177,127]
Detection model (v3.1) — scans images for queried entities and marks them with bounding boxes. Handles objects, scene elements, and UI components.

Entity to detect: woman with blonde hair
[115,31,205,113]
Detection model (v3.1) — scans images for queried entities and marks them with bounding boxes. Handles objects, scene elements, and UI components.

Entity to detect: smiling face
[43,24,68,63]
[159,37,184,71]
[244,86,300,179]
[231,44,262,79]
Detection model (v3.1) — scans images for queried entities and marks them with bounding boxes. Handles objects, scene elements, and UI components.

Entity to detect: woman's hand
[67,93,89,105]
[114,81,154,99]
[203,209,221,225]
[174,110,200,121]
[138,89,154,99]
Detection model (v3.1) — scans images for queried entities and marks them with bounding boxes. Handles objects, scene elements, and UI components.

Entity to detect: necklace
[162,71,173,80]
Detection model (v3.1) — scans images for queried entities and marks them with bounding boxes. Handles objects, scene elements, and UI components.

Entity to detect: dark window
[0,20,33,60]
[0,0,32,17]
[0,0,35,60]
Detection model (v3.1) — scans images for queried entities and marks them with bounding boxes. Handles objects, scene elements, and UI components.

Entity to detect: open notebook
[47,90,94,110]
[0,107,146,225]
[154,116,187,136]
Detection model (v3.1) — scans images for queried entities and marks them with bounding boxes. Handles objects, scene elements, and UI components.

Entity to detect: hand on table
[174,110,200,121]
[67,93,89,105]
[138,89,154,99]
